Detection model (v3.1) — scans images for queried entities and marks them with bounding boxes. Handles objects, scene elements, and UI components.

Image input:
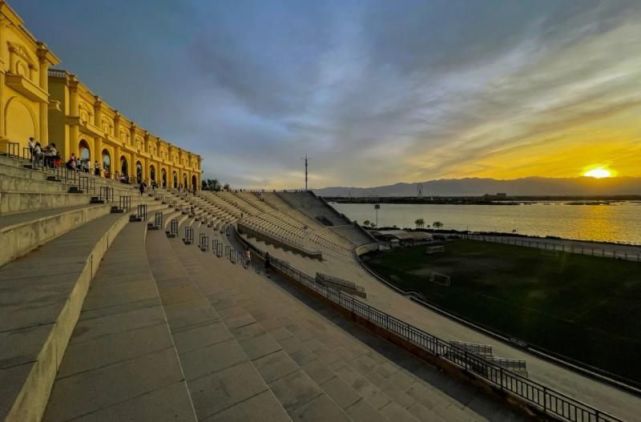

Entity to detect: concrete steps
[42,220,195,422]
[0,197,161,268]
[0,191,94,215]
[168,224,518,421]
[0,213,133,421]
[0,204,112,268]
[146,229,291,421]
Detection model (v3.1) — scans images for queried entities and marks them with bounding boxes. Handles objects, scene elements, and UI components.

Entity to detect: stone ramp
[42,221,195,421]
[0,212,131,421]
[167,224,525,421]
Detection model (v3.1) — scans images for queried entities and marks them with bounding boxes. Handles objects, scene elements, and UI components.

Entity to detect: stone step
[0,175,70,194]
[146,229,291,421]
[189,224,524,421]
[42,219,196,421]
[0,204,111,268]
[0,212,133,421]
[0,191,93,217]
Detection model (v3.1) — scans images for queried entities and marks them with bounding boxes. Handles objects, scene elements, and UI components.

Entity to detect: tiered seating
[0,153,167,421]
[278,191,374,246]
[238,215,323,259]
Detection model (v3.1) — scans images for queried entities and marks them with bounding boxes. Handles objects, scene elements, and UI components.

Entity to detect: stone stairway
[0,212,135,421]
[161,222,524,421]
[42,221,194,421]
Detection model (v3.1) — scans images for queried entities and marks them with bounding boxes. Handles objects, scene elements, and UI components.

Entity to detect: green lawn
[363,240,641,385]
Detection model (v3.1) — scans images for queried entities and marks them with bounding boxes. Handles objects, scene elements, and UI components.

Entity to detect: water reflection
[331,202,641,244]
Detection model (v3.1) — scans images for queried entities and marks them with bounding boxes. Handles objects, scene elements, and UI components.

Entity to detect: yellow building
[0,1,59,155]
[48,70,201,190]
[0,0,202,190]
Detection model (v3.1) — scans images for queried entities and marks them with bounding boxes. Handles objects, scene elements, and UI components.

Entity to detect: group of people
[28,137,60,169]
[64,153,93,173]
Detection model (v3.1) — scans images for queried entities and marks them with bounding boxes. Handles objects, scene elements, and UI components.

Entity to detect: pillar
[94,136,102,170]
[67,76,79,159]
[37,46,50,142]
[0,17,7,139]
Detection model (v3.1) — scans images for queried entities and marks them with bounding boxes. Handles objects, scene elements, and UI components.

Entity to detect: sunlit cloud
[15,0,641,189]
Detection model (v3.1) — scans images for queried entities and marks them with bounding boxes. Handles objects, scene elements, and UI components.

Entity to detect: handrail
[234,228,622,422]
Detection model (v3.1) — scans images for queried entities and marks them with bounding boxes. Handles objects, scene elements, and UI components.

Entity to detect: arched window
[150,165,156,182]
[79,140,90,172]
[192,175,197,191]
[173,171,178,188]
[161,168,167,188]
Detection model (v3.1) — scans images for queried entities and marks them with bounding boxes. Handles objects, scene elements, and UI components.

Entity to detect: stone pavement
[154,219,525,421]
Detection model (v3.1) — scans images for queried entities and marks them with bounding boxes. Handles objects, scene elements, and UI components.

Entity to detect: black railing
[254,250,621,422]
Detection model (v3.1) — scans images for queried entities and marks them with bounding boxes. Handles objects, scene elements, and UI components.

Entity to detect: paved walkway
[160,220,525,421]
[247,235,641,421]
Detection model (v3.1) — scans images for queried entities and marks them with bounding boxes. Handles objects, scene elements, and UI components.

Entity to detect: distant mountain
[314,177,641,197]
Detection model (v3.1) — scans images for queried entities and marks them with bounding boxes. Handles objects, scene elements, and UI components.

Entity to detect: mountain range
[314,177,641,197]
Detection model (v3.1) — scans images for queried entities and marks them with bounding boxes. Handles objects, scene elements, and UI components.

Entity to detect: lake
[330,202,641,245]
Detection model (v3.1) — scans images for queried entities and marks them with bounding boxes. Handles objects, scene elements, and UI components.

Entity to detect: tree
[432,221,443,229]
[223,183,230,191]
[363,220,371,227]
[415,218,425,229]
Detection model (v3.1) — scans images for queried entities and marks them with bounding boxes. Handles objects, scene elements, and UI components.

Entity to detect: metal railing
[258,252,621,422]
[463,234,641,263]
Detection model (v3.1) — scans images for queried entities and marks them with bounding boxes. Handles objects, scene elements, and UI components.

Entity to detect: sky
[13,0,641,189]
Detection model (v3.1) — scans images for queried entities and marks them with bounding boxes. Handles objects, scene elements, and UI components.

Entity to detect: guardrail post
[543,387,547,413]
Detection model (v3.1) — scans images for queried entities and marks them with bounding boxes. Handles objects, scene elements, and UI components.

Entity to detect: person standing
[94,161,101,176]
[139,181,146,196]
[32,142,42,168]
[27,137,36,162]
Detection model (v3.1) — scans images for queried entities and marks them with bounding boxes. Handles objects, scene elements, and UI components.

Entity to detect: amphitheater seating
[0,153,167,420]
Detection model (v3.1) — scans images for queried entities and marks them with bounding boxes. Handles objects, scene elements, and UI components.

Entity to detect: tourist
[27,137,36,163]
[66,153,77,171]
[94,161,101,176]
[44,143,58,168]
[139,181,146,196]
[32,142,43,168]
[245,248,252,268]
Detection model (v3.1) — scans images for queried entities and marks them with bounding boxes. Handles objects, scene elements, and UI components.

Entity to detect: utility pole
[302,154,309,191]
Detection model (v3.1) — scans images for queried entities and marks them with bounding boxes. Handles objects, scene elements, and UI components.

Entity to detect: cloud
[15,0,641,188]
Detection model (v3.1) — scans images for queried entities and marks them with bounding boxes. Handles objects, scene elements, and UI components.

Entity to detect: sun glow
[584,167,614,179]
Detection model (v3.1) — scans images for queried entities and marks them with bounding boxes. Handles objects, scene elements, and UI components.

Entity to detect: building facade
[0,1,59,153]
[0,1,201,190]
[48,70,201,190]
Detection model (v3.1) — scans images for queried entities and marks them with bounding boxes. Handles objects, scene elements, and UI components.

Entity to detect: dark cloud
[12,0,641,187]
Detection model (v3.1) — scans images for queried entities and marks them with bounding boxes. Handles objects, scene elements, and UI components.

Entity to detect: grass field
[363,240,641,385]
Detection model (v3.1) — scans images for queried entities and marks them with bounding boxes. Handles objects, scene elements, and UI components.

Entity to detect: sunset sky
[14,0,641,188]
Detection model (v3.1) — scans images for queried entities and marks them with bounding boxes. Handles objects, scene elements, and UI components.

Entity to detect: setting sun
[584,167,614,179]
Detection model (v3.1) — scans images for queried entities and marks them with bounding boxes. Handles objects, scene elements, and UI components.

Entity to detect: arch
[192,175,197,192]
[172,171,178,189]
[120,155,128,177]
[4,96,37,145]
[102,149,111,178]
[136,161,143,184]
[183,174,188,189]
[161,168,167,188]
[150,164,156,182]
[79,139,90,159]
